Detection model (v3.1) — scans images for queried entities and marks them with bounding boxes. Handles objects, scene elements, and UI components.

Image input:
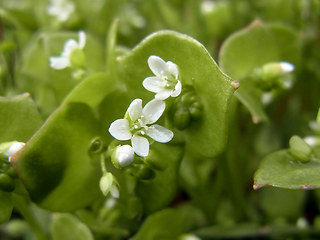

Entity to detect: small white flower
[49,31,86,70]
[113,145,134,167]
[143,55,182,100]
[5,142,25,157]
[108,98,173,157]
[47,0,75,22]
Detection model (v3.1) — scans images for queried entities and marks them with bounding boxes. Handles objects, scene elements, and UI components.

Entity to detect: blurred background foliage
[1,0,320,239]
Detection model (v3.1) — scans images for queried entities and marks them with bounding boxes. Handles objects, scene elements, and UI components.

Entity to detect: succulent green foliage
[0,190,13,224]
[135,143,184,213]
[51,213,94,240]
[219,21,301,123]
[117,30,235,157]
[132,207,203,240]
[254,150,320,190]
[11,103,103,211]
[0,93,42,142]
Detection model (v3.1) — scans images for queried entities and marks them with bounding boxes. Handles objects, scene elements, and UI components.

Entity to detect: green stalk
[12,194,48,240]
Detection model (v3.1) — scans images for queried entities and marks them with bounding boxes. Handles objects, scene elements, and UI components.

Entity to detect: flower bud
[174,106,191,130]
[289,135,312,163]
[111,145,134,168]
[99,172,119,198]
[0,173,15,192]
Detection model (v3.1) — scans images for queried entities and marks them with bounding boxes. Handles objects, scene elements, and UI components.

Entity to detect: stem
[12,194,48,240]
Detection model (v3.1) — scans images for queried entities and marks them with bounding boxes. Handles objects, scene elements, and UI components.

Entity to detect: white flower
[143,55,182,100]
[112,145,135,167]
[47,0,75,22]
[49,31,86,70]
[5,142,25,157]
[108,98,173,157]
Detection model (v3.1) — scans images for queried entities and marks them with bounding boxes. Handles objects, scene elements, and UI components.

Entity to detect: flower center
[130,117,148,136]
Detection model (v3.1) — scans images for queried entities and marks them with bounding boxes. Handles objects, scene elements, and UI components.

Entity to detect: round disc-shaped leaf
[11,103,102,211]
[117,30,235,157]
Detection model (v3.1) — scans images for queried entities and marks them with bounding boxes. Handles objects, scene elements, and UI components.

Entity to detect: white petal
[49,56,69,69]
[62,39,78,57]
[78,31,86,49]
[5,142,25,157]
[142,99,165,124]
[155,90,172,100]
[148,55,168,77]
[110,185,119,199]
[146,125,173,143]
[127,99,143,122]
[171,80,182,97]
[166,61,179,79]
[115,145,134,167]
[143,77,166,93]
[108,119,131,140]
[280,62,294,73]
[131,135,149,157]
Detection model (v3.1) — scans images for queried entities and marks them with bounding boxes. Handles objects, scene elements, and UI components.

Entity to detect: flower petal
[49,57,69,69]
[143,77,166,93]
[155,90,172,100]
[148,55,168,77]
[108,119,131,140]
[132,135,149,157]
[171,80,182,97]
[127,98,143,122]
[146,124,174,143]
[62,39,78,57]
[78,30,86,49]
[142,99,165,124]
[166,61,179,79]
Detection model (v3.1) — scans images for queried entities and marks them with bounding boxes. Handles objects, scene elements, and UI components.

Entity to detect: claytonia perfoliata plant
[4,142,25,158]
[109,98,173,157]
[47,0,75,22]
[143,55,182,100]
[49,31,86,70]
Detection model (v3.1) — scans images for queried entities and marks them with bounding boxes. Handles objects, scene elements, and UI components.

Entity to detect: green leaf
[51,213,94,240]
[135,144,184,213]
[254,150,320,190]
[0,190,13,224]
[219,21,300,123]
[0,93,42,142]
[117,30,235,157]
[11,103,102,211]
[132,207,201,240]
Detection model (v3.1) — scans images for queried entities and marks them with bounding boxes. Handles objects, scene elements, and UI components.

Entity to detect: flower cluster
[108,55,181,167]
[49,31,86,70]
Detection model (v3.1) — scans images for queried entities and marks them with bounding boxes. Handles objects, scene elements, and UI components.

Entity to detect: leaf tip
[253,182,265,190]
[231,80,240,90]
[300,185,310,190]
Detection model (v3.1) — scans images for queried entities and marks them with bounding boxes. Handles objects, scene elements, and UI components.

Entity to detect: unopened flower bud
[99,172,119,198]
[111,145,134,168]
[289,135,312,163]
